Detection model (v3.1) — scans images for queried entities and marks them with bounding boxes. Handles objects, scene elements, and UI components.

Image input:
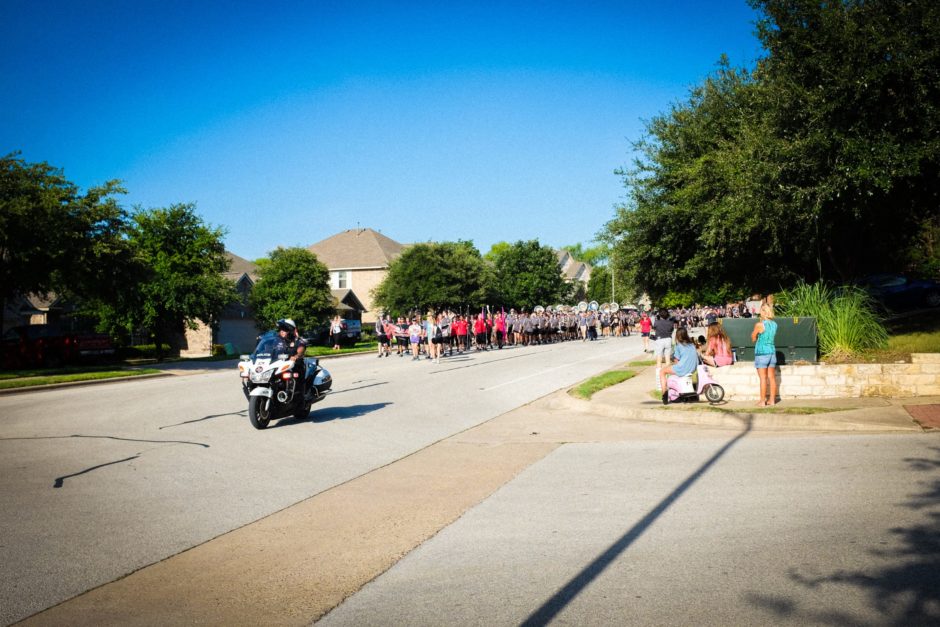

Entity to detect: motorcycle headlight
[249,368,272,384]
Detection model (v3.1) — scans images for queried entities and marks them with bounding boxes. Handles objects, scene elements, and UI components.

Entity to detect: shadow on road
[521,418,754,626]
[274,402,393,427]
[159,409,247,429]
[746,446,940,625]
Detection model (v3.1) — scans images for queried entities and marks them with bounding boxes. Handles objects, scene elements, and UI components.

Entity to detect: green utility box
[720,317,818,364]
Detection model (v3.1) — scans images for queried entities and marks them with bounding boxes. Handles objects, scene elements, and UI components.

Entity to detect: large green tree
[606,0,940,301]
[373,241,493,315]
[0,153,130,333]
[752,0,940,279]
[249,247,334,332]
[96,203,237,357]
[491,240,567,310]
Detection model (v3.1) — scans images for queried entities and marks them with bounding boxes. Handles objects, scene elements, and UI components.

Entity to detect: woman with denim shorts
[750,303,778,406]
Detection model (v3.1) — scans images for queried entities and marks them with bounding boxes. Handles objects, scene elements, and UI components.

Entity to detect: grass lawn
[828,312,940,363]
[307,341,377,357]
[0,368,162,390]
[570,369,637,400]
[629,360,656,367]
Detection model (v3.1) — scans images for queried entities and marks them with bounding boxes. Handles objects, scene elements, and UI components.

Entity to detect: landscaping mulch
[904,404,940,429]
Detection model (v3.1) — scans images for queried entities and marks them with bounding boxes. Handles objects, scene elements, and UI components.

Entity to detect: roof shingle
[308,228,404,269]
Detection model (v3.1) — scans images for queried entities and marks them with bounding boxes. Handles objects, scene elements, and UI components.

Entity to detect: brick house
[308,228,405,325]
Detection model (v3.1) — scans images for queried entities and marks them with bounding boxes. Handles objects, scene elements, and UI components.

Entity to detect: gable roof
[308,228,404,270]
[555,249,592,283]
[332,289,367,313]
[225,251,259,282]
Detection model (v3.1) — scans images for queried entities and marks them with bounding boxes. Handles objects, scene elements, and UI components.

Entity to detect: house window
[333,271,349,289]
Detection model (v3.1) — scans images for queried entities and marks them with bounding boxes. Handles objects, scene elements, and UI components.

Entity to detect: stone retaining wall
[713,353,940,400]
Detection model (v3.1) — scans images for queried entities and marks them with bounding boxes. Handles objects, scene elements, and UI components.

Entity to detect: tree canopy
[0,153,130,324]
[249,246,334,332]
[372,241,492,315]
[490,240,568,310]
[605,0,940,303]
[95,203,237,356]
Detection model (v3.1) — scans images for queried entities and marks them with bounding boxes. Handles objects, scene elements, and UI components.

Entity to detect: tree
[605,0,940,300]
[96,203,237,358]
[562,242,609,266]
[0,153,130,335]
[249,247,334,332]
[586,265,612,304]
[750,0,940,279]
[484,241,512,263]
[373,241,492,315]
[491,240,567,310]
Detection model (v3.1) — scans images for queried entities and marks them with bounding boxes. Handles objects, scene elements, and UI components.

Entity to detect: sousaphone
[534,305,545,314]
[589,300,600,312]
[610,302,620,313]
[577,301,588,313]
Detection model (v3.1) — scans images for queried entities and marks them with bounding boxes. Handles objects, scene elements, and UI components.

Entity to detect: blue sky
[1,1,763,261]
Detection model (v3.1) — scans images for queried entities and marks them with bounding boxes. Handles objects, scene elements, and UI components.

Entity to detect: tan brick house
[308,228,405,325]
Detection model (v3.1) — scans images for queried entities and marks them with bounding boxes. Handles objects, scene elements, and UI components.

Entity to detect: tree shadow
[746,446,940,625]
[273,402,392,427]
[520,418,753,626]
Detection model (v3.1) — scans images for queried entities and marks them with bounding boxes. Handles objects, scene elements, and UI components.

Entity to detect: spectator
[329,315,345,350]
[751,303,779,406]
[652,309,676,370]
[659,327,698,404]
[702,323,733,367]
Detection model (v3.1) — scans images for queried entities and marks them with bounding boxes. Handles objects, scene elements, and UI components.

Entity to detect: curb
[0,350,378,396]
[0,372,173,396]
[554,386,923,433]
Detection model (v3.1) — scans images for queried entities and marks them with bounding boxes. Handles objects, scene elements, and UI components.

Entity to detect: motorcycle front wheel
[249,395,273,429]
[704,384,725,403]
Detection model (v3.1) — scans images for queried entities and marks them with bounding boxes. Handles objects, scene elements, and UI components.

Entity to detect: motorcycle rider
[276,318,308,396]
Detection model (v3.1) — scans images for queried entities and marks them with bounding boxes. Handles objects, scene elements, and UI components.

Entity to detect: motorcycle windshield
[252,331,285,360]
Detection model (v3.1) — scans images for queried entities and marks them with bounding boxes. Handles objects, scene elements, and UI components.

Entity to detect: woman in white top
[425,313,442,363]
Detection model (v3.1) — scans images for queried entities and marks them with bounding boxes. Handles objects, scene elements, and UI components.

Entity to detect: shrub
[117,343,175,359]
[777,281,888,358]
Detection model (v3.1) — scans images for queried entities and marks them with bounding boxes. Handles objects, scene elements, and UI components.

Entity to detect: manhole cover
[904,404,940,429]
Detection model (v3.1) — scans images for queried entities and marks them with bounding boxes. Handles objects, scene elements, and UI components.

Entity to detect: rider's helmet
[277,318,297,333]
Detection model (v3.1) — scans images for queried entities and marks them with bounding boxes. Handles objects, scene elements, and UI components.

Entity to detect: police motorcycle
[238,322,332,429]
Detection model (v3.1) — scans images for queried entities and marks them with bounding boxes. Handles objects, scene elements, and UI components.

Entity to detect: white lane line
[481,348,625,391]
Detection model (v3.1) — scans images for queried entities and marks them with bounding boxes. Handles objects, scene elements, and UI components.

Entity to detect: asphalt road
[4,335,940,626]
[0,336,641,626]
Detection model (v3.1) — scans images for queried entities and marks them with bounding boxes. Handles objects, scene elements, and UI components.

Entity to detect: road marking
[481,348,625,391]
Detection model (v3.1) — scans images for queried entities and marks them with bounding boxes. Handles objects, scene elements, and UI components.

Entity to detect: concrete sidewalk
[565,361,934,432]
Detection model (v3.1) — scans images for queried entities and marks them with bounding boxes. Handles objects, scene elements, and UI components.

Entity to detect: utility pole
[610,249,615,303]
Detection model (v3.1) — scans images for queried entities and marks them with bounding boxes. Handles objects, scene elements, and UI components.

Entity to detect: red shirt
[453,320,468,336]
[473,318,487,334]
[639,317,652,333]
